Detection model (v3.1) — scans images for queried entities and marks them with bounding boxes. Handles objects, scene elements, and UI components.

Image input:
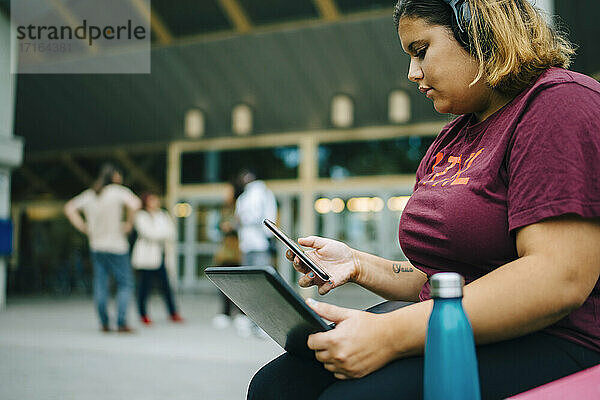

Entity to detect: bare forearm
[385,256,586,358]
[124,207,138,234]
[353,250,427,302]
[65,208,87,234]
[462,254,582,344]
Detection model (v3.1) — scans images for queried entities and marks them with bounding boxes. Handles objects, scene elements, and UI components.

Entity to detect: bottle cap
[430,272,464,298]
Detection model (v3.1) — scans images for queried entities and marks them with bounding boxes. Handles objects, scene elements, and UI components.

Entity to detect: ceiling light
[331,94,354,128]
[184,109,205,138]
[232,104,253,135]
[315,198,332,214]
[174,202,192,218]
[389,90,410,123]
[331,198,345,213]
[387,196,411,211]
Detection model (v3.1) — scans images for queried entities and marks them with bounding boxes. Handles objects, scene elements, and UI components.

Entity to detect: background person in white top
[233,169,278,338]
[234,169,278,268]
[131,193,183,325]
[64,163,141,332]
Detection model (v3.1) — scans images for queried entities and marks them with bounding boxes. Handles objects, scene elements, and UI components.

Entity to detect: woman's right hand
[286,236,359,295]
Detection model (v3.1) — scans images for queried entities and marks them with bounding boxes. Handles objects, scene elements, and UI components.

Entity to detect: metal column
[0,13,23,309]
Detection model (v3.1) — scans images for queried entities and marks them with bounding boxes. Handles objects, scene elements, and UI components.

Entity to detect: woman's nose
[407,59,423,82]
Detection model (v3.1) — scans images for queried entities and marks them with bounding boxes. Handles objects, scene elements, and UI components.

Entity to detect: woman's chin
[433,102,451,114]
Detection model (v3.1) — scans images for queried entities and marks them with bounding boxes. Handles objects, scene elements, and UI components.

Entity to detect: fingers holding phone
[288,235,359,295]
[286,250,326,286]
[265,220,358,295]
[286,249,309,274]
[285,249,326,290]
[264,219,330,282]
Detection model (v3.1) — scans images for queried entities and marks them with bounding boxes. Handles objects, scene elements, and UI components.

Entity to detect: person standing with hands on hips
[64,163,141,333]
[131,193,183,325]
[248,1,600,399]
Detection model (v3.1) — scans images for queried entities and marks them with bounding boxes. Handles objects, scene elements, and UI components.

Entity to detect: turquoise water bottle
[424,272,480,400]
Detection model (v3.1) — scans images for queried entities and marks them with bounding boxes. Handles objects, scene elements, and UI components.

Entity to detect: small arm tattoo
[392,263,414,273]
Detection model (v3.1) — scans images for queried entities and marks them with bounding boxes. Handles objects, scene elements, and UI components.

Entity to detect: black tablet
[205,265,332,358]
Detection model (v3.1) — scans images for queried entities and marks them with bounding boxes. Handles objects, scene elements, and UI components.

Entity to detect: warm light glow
[174,202,192,218]
[184,109,204,138]
[347,197,386,213]
[331,94,354,128]
[26,206,60,221]
[387,196,411,211]
[331,198,345,213]
[369,197,384,212]
[388,90,411,123]
[347,197,370,212]
[232,104,253,135]
[315,198,332,214]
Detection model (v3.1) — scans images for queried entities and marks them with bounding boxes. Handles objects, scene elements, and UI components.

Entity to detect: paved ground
[0,284,383,400]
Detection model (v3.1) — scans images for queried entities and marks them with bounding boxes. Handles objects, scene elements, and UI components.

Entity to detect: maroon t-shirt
[399,68,600,352]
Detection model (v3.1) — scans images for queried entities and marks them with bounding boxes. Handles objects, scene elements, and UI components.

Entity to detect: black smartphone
[263,219,330,282]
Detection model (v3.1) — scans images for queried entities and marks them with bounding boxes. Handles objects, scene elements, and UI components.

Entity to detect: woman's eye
[416,48,427,59]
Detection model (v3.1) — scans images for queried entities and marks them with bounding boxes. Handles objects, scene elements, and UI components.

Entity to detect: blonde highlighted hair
[394,0,576,94]
[467,0,575,94]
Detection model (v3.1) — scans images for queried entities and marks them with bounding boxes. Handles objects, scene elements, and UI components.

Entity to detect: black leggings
[248,330,600,400]
[137,263,177,317]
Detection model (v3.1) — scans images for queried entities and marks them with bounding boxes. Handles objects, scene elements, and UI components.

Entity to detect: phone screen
[263,219,330,281]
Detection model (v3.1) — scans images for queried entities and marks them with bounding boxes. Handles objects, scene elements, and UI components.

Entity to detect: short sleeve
[507,82,600,231]
[70,189,94,210]
[117,185,141,210]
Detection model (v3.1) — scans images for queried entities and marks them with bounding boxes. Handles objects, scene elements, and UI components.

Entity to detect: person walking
[64,163,141,333]
[234,169,278,337]
[234,169,278,267]
[131,193,183,325]
[211,183,244,330]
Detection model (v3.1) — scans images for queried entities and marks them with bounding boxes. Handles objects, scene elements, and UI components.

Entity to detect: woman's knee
[247,359,282,400]
[247,353,335,400]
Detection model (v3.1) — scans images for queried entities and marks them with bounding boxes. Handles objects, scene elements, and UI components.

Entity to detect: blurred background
[0,0,598,399]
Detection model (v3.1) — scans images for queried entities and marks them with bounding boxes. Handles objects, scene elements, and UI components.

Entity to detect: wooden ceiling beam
[130,0,173,45]
[313,0,341,21]
[217,0,252,33]
[60,154,94,187]
[47,0,97,54]
[26,143,167,162]
[16,165,56,196]
[113,149,162,193]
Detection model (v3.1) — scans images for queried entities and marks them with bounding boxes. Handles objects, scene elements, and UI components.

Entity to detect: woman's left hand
[306,299,396,380]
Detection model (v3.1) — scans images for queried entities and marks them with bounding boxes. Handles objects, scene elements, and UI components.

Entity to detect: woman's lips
[419,86,433,99]
[419,87,433,98]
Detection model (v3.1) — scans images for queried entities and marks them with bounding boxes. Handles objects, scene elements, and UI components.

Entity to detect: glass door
[315,190,411,262]
[174,193,300,290]
[174,198,222,290]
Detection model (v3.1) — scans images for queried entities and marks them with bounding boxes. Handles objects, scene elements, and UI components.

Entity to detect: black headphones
[442,0,472,33]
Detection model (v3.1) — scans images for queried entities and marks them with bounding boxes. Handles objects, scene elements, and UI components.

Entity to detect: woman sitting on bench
[248,1,600,399]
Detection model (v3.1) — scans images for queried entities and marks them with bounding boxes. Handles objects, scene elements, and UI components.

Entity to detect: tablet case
[205,265,332,358]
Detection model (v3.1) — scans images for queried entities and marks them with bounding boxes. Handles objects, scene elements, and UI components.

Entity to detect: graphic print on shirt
[419,149,484,187]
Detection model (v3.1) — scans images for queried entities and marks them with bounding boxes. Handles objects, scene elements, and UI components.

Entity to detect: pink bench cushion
[507,364,600,399]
